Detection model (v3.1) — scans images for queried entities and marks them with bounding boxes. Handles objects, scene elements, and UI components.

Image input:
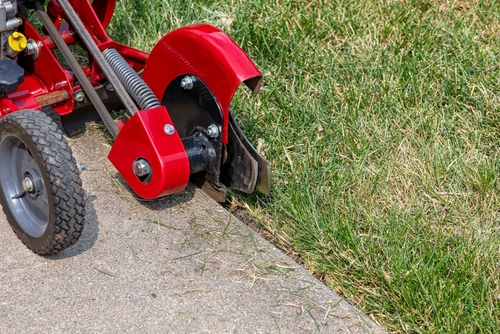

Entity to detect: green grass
[108,0,500,332]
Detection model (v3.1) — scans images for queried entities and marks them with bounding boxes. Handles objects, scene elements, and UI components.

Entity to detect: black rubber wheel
[0,110,85,255]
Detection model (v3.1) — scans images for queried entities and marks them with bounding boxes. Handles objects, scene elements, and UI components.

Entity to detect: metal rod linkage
[54,0,139,116]
[33,1,120,138]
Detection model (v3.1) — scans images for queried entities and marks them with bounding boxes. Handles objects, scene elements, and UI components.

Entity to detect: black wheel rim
[0,134,50,238]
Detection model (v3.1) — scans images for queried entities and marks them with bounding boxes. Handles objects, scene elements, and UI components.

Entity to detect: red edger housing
[0,0,270,254]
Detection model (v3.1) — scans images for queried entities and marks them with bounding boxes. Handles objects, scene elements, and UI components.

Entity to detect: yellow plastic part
[8,32,27,52]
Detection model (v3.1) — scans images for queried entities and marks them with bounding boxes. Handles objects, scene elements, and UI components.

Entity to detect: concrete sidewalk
[0,130,385,333]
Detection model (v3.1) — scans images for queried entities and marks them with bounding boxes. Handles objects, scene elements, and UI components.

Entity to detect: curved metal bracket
[142,24,262,144]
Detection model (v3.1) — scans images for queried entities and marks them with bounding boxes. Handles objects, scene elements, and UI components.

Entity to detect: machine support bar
[34,1,120,138]
[55,0,139,115]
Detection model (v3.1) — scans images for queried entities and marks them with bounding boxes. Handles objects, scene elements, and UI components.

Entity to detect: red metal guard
[108,106,190,199]
[142,24,262,144]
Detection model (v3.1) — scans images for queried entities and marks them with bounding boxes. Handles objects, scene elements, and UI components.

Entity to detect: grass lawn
[109,1,500,332]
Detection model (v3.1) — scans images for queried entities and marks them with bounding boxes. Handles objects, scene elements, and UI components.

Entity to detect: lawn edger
[0,0,270,255]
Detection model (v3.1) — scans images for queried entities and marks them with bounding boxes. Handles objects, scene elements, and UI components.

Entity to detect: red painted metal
[11,8,148,118]
[91,0,116,28]
[41,30,78,49]
[0,21,73,117]
[0,1,263,199]
[48,0,111,42]
[142,24,262,143]
[0,1,148,117]
[108,106,190,199]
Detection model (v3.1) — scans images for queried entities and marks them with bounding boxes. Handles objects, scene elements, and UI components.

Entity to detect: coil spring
[103,48,160,110]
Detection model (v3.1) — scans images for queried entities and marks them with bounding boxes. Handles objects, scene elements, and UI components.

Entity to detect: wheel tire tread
[0,110,85,255]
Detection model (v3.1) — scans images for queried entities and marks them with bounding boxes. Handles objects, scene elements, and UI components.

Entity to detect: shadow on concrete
[49,176,197,260]
[48,192,99,260]
[114,173,196,211]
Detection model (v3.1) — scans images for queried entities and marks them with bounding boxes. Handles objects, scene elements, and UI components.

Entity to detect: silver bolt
[105,83,114,92]
[164,124,175,135]
[133,159,151,177]
[180,76,196,90]
[25,39,39,60]
[75,91,85,102]
[206,123,220,138]
[76,163,85,173]
[22,177,34,193]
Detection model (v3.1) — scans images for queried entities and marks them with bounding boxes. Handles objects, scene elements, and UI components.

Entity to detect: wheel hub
[0,135,50,238]
[22,176,35,193]
[21,169,43,197]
